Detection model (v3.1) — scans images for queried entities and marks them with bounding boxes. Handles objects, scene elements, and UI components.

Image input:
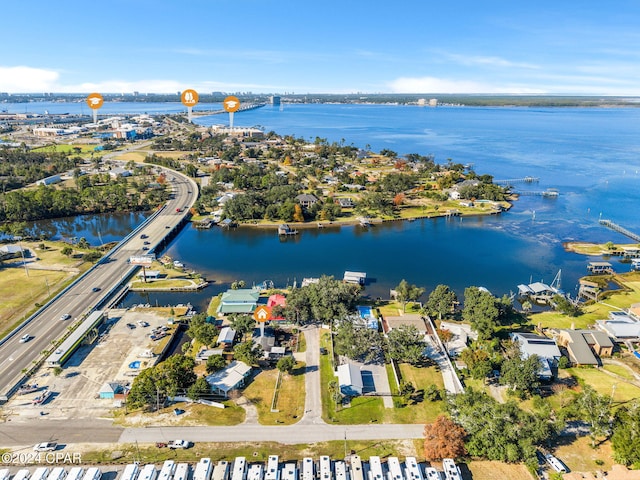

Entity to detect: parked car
[167,440,191,449]
[33,442,57,452]
[126,323,136,330]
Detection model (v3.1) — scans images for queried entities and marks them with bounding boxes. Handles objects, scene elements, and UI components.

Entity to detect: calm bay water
[17,102,640,311]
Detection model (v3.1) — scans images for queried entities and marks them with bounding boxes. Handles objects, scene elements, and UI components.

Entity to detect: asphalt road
[0,420,423,448]
[0,168,198,401]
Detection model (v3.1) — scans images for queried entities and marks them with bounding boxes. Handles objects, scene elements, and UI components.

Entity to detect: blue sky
[2,0,640,95]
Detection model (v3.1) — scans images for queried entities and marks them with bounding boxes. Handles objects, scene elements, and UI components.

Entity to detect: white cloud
[0,66,60,92]
[387,76,545,94]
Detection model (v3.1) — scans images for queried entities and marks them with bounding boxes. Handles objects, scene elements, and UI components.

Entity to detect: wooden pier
[515,189,559,197]
[599,219,640,242]
[494,176,539,186]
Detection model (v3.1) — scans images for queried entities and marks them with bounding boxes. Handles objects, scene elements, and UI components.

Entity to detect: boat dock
[599,219,640,242]
[278,224,298,236]
[515,189,559,197]
[494,176,539,186]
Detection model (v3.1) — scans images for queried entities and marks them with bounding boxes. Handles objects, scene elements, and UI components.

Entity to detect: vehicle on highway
[140,234,148,239]
[165,225,170,229]
[92,287,101,292]
[33,442,57,452]
[19,334,32,343]
[59,313,71,321]
[143,241,150,245]
[142,246,149,251]
[176,208,182,212]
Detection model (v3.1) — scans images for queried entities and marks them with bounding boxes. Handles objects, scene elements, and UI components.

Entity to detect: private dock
[599,219,640,242]
[278,224,298,236]
[515,188,559,197]
[494,176,539,186]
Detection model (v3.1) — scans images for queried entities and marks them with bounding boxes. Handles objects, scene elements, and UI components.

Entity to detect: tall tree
[427,284,457,320]
[394,279,425,312]
[500,354,541,399]
[462,287,499,341]
[233,341,263,366]
[386,324,424,365]
[611,401,640,466]
[423,415,467,461]
[578,385,613,448]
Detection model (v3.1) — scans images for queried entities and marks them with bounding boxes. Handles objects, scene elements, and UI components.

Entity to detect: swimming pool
[357,305,373,319]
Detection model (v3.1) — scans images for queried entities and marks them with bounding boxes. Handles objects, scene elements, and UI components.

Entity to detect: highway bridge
[0,168,198,402]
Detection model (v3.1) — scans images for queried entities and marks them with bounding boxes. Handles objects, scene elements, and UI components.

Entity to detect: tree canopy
[283,275,361,324]
[394,279,425,312]
[386,324,424,365]
[426,284,457,320]
[462,287,500,341]
[423,415,467,461]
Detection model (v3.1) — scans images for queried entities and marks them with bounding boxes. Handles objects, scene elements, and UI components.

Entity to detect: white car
[19,334,32,343]
[33,442,57,452]
[59,313,71,321]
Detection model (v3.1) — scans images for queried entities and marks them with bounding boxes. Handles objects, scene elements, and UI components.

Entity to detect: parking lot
[4,308,173,421]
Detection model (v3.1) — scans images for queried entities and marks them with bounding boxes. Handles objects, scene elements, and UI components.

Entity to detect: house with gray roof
[205,360,252,397]
[511,332,562,380]
[295,193,318,208]
[557,329,613,366]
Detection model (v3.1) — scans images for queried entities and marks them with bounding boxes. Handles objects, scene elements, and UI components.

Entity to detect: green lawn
[243,363,306,425]
[566,367,640,404]
[319,331,445,424]
[602,364,635,380]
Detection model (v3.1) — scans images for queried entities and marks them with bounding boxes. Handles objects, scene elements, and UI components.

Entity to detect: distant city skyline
[2,1,640,95]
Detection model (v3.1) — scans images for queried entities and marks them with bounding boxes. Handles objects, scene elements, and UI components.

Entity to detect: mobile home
[139,465,157,480]
[32,468,50,480]
[386,458,402,480]
[159,461,176,480]
[441,460,461,480]
[213,462,229,480]
[194,459,212,480]
[66,468,84,480]
[173,464,189,480]
[82,468,102,480]
[13,470,31,480]
[121,463,141,480]
[423,469,441,480]
[404,458,423,480]
[246,465,262,480]
[231,458,246,480]
[264,456,279,480]
[319,456,332,480]
[349,456,363,480]
[47,468,67,480]
[280,464,296,480]
[334,462,347,480]
[367,457,383,480]
[301,458,314,480]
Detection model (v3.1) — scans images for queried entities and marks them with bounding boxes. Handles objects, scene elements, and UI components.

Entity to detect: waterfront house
[511,332,562,380]
[217,288,260,314]
[557,329,613,366]
[337,362,363,396]
[596,311,640,341]
[587,261,613,274]
[336,197,355,208]
[295,193,318,208]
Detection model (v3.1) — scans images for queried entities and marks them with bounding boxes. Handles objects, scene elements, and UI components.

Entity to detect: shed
[337,363,363,396]
[99,382,123,399]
